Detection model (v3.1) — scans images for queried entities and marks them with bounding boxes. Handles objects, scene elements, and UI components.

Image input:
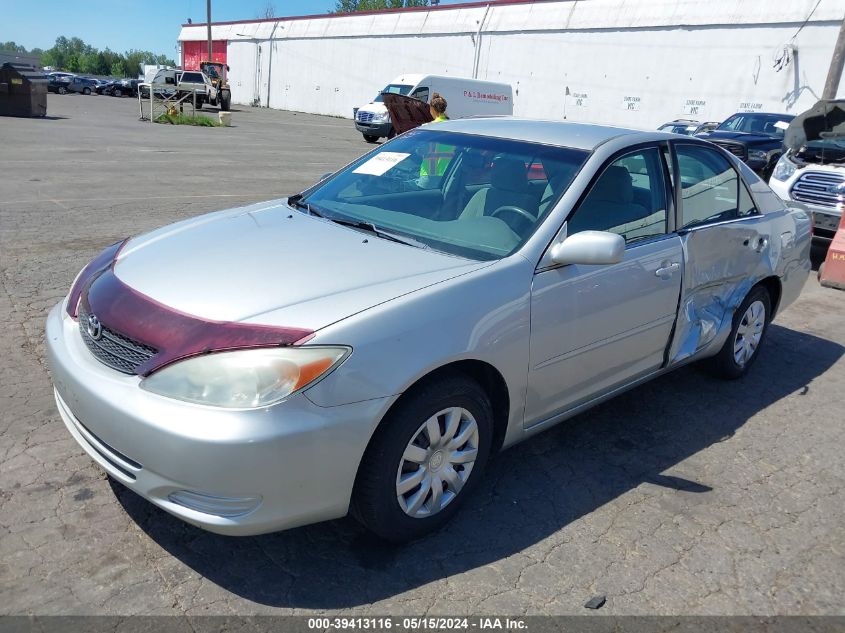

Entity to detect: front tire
[82,87,91,95]
[363,134,379,143]
[352,375,493,542]
[706,286,771,379]
[58,86,67,95]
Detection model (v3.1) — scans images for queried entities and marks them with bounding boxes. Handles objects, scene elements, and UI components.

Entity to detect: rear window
[180,73,203,83]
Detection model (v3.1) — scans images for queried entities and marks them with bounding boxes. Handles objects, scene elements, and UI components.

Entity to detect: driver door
[525,145,683,426]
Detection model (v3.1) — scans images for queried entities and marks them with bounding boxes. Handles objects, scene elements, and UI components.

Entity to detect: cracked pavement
[1,95,844,616]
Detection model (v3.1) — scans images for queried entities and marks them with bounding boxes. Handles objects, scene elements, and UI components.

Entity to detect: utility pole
[823,12,845,100]
[206,0,213,62]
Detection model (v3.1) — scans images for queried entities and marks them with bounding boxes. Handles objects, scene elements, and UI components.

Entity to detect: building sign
[570,92,588,107]
[683,99,706,116]
[622,96,641,111]
[463,90,509,103]
[739,101,764,112]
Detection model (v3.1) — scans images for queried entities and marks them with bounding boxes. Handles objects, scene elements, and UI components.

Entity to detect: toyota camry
[46,119,811,541]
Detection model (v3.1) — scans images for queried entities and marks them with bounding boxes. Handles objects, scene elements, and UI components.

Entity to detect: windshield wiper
[287,194,326,218]
[329,218,429,249]
[287,195,426,249]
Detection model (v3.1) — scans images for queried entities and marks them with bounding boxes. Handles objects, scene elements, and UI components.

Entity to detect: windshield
[717,113,794,137]
[300,129,589,261]
[373,84,413,103]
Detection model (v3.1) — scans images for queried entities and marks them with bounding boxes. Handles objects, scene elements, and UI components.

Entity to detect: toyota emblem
[86,314,103,340]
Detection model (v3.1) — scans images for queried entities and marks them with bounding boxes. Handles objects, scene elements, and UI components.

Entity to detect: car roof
[431,117,671,151]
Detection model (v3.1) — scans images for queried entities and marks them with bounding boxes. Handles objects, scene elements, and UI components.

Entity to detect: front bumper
[354,120,392,137]
[45,302,390,536]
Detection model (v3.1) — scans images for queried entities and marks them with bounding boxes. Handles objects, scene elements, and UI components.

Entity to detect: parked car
[47,75,71,94]
[657,119,701,135]
[175,70,217,107]
[66,76,98,95]
[95,79,117,95]
[697,112,795,179]
[47,71,75,82]
[657,120,722,136]
[692,121,721,135]
[46,119,811,542]
[111,79,139,98]
[769,99,845,245]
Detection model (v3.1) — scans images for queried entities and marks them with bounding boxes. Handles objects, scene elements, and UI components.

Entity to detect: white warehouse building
[177,0,845,129]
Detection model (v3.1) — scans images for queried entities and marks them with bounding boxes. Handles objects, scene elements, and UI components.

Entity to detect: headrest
[491,157,528,193]
[590,165,633,203]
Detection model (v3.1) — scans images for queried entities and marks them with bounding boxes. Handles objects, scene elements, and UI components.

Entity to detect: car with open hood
[697,111,795,179]
[46,118,811,542]
[769,99,845,245]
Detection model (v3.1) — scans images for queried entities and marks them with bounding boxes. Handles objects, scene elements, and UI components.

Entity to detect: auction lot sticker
[353,152,410,176]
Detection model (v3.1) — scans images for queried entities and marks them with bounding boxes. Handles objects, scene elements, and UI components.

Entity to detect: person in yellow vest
[420,93,454,183]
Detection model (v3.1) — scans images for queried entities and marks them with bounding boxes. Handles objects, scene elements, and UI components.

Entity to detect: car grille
[791,171,845,209]
[357,111,374,123]
[78,304,157,375]
[712,141,747,160]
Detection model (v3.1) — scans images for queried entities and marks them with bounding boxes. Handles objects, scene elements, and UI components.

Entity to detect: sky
[2,0,466,60]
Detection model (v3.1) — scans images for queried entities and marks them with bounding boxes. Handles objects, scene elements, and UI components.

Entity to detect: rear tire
[58,86,67,95]
[82,87,91,95]
[220,91,231,111]
[706,286,771,380]
[363,134,379,143]
[113,88,122,97]
[352,374,493,542]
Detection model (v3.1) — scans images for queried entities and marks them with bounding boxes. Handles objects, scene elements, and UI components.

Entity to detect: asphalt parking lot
[1,93,844,617]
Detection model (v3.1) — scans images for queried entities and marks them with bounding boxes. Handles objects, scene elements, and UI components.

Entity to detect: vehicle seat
[568,165,648,234]
[460,157,537,221]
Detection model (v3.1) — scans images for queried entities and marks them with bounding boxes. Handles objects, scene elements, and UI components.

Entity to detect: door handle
[654,262,680,277]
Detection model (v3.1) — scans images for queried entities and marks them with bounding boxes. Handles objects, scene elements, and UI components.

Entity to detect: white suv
[768,101,845,245]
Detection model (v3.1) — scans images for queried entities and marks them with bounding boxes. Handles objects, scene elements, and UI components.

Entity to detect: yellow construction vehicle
[199,61,231,111]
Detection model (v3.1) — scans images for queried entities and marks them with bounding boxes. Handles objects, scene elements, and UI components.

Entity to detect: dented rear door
[667,142,773,364]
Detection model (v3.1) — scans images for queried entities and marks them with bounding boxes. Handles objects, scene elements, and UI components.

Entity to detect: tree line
[333,0,429,12]
[0,37,175,78]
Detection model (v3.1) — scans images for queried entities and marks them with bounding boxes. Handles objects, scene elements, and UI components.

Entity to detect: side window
[676,145,743,228]
[411,87,429,103]
[567,148,668,244]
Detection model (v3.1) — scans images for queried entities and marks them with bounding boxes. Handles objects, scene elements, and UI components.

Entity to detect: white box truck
[353,74,513,143]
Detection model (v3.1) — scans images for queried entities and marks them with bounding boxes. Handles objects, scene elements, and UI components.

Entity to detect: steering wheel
[490,205,536,224]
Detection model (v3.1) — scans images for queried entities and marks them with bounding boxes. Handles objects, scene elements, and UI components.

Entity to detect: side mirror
[550,230,625,266]
[320,171,333,181]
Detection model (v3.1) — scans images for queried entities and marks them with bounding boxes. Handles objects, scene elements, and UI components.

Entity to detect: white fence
[179,0,845,129]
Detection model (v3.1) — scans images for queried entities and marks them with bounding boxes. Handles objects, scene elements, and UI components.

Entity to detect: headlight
[747,149,768,162]
[140,346,350,409]
[771,154,797,181]
[372,111,390,122]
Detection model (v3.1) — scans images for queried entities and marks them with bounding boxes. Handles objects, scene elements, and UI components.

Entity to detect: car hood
[784,99,845,151]
[698,130,782,145]
[113,199,488,330]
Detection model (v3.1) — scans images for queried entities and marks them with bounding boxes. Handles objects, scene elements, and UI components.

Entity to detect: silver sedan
[46,119,811,541]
